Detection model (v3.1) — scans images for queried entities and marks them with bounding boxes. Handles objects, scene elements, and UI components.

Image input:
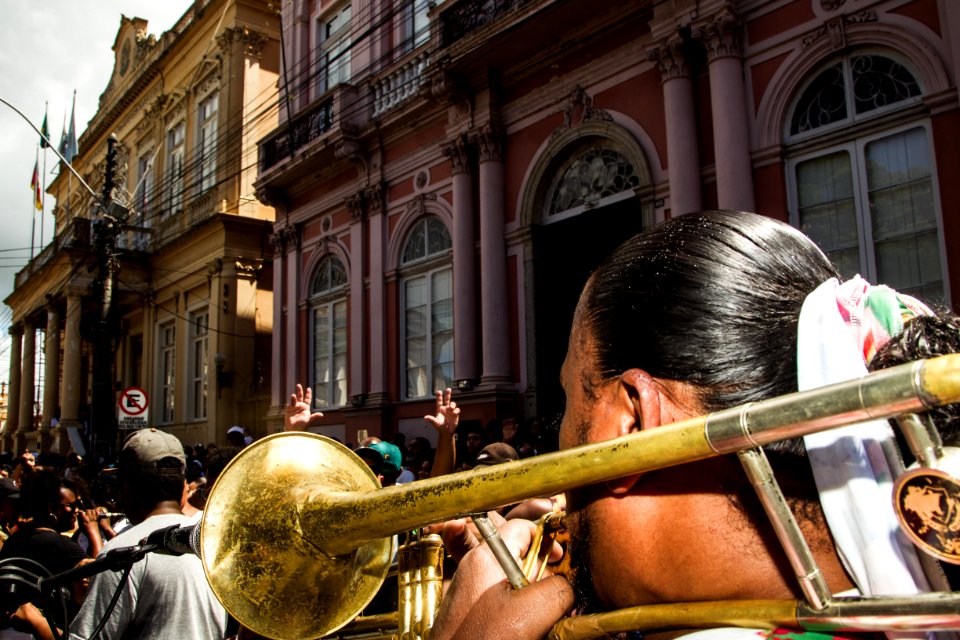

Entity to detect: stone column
[61,292,83,427]
[17,322,36,450]
[697,9,755,213]
[472,125,511,386]
[347,192,367,403]
[42,303,61,428]
[4,325,23,449]
[444,135,478,385]
[649,37,702,216]
[270,232,285,421]
[367,201,387,405]
[283,226,301,407]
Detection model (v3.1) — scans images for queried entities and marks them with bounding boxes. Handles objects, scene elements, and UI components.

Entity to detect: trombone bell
[200,434,392,640]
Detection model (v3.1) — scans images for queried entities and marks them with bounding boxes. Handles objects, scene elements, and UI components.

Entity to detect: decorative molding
[282,225,302,252]
[430,71,472,119]
[271,230,285,255]
[442,134,471,174]
[405,192,439,217]
[414,169,430,191]
[821,0,846,10]
[235,259,262,282]
[695,8,744,61]
[802,10,876,49]
[647,37,690,81]
[136,92,170,138]
[552,86,613,140]
[471,124,502,163]
[216,26,268,59]
[194,67,221,98]
[335,133,368,179]
[365,182,386,216]
[346,191,365,222]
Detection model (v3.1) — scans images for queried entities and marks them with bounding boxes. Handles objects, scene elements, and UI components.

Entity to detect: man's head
[464,430,485,456]
[559,211,842,612]
[118,428,187,523]
[226,425,246,447]
[472,442,519,468]
[355,441,404,486]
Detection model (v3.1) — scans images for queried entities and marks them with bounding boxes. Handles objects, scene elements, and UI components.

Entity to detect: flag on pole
[30,157,43,210]
[63,91,77,164]
[40,106,50,149]
[58,112,68,158]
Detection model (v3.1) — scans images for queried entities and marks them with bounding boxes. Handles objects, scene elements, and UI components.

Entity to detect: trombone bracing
[199,354,960,640]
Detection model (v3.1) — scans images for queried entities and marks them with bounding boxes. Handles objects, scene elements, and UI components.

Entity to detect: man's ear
[605,368,662,495]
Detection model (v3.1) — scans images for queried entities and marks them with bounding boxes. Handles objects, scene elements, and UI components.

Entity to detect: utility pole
[90,134,123,463]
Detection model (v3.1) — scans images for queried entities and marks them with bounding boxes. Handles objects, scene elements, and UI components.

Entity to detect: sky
[0,1,194,376]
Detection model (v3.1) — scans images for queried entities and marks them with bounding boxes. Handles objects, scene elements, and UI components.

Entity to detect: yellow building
[3,0,280,458]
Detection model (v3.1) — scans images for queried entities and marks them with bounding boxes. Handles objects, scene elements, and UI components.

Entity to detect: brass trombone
[199,354,960,640]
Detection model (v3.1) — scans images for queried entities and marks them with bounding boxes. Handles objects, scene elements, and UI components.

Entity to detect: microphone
[140,522,201,556]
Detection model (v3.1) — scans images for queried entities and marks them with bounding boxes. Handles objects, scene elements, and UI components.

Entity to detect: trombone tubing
[312,355,960,556]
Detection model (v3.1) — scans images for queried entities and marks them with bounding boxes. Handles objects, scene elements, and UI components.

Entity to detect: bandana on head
[797,276,934,625]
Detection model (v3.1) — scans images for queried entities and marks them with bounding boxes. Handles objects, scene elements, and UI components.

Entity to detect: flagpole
[30,147,38,263]
[40,102,47,248]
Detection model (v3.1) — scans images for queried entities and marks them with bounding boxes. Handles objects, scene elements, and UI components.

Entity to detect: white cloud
[0,1,194,377]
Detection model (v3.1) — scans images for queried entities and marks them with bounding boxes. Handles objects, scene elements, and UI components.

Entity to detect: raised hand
[284,383,325,432]
[425,388,460,434]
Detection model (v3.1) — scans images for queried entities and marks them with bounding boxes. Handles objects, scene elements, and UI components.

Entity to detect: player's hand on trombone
[431,511,573,640]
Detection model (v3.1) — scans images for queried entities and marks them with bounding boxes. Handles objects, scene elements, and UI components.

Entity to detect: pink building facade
[256,0,960,445]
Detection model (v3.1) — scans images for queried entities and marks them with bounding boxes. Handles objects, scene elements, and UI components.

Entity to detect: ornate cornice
[647,37,690,81]
[217,26,268,59]
[695,8,744,61]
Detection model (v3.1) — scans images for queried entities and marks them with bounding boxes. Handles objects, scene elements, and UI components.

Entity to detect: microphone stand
[0,542,160,639]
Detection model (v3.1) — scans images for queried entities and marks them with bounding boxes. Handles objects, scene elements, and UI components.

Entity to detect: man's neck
[128,500,184,526]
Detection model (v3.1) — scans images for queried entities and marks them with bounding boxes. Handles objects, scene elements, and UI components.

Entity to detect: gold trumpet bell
[200,433,392,640]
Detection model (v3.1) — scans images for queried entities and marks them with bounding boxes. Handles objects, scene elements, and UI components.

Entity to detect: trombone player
[430,210,954,640]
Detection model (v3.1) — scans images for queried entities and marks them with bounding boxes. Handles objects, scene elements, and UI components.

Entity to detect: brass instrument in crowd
[200,355,960,640]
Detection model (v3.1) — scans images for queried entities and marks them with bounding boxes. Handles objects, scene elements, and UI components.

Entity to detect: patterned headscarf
[797,276,934,612]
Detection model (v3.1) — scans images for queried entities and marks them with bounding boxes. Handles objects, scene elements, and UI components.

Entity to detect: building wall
[3,0,281,456]
[255,0,960,447]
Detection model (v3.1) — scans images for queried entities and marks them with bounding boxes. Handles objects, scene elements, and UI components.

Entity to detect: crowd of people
[0,209,957,639]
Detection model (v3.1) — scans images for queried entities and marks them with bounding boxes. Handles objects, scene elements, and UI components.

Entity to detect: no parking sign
[118,387,150,429]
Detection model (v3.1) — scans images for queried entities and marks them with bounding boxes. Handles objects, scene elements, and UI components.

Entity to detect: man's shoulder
[102,513,192,553]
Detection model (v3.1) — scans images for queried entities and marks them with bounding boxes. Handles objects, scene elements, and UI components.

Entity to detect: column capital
[443,135,472,175]
[346,191,366,222]
[217,26,269,60]
[8,324,22,338]
[694,7,744,61]
[365,182,386,216]
[471,124,502,163]
[647,37,691,81]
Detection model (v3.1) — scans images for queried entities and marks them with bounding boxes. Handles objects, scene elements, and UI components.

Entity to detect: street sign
[118,386,149,429]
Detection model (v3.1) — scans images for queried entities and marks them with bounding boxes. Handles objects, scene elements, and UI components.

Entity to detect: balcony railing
[259,98,334,173]
[441,0,534,45]
[373,51,431,117]
[14,217,91,289]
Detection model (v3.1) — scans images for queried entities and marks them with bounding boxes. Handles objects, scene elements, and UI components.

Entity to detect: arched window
[545,144,642,221]
[786,52,944,303]
[310,255,348,409]
[400,216,453,399]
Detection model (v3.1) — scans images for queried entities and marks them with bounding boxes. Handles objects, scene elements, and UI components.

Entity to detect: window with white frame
[399,0,431,53]
[198,92,218,192]
[786,53,945,304]
[310,256,348,409]
[401,216,453,399]
[166,122,185,213]
[136,151,154,219]
[159,321,176,424]
[189,310,208,420]
[317,4,351,96]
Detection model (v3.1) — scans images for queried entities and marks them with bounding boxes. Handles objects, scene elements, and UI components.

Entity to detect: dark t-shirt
[0,527,88,578]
